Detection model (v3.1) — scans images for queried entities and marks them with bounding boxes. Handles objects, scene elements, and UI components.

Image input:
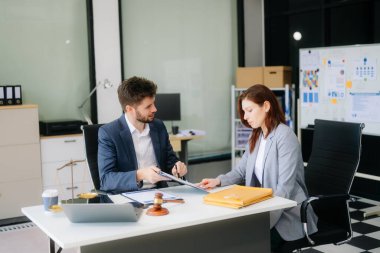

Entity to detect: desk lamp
[78,79,113,125]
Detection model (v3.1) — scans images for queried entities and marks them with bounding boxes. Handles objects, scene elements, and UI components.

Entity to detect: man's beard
[136,110,154,123]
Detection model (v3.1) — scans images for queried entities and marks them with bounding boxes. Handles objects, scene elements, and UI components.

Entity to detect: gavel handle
[163,199,185,204]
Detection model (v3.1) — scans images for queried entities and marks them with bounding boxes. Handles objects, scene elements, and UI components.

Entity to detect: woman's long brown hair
[237,84,285,153]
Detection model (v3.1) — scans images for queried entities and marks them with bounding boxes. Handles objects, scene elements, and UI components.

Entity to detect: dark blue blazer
[98,115,178,193]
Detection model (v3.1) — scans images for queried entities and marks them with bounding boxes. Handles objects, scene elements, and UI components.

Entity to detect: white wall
[92,0,123,124]
[244,0,265,66]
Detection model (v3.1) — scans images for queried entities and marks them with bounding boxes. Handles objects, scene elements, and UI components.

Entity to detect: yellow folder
[203,185,273,209]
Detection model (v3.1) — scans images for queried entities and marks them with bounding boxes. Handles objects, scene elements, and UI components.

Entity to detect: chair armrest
[300,193,350,245]
[301,194,350,222]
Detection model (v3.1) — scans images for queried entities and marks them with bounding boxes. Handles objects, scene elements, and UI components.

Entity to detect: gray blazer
[219,123,318,241]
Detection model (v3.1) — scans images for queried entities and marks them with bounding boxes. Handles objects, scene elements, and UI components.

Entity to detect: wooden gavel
[147,192,169,216]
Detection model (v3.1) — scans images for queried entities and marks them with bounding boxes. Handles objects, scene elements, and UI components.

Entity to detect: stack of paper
[178,129,206,136]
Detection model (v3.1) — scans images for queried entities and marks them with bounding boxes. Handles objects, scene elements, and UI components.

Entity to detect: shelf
[234,87,287,92]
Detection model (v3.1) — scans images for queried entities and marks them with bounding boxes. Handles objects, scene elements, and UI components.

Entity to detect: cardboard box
[263,66,292,88]
[236,67,263,88]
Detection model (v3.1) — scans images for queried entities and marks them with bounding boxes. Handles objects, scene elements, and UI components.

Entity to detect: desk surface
[169,134,203,141]
[22,185,296,249]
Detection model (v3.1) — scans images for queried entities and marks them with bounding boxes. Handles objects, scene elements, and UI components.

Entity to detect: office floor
[2,160,380,253]
[188,160,380,253]
[302,197,380,253]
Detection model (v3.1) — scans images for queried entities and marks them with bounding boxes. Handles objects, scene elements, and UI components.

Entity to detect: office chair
[279,119,364,252]
[82,124,103,191]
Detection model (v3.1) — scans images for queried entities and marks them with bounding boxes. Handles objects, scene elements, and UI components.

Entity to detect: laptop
[62,195,143,223]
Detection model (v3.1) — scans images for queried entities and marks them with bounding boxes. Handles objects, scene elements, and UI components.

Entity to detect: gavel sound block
[146,192,169,216]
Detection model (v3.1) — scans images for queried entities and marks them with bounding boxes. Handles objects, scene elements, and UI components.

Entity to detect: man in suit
[98,76,187,193]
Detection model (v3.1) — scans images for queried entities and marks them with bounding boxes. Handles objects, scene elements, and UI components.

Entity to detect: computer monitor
[154,93,181,121]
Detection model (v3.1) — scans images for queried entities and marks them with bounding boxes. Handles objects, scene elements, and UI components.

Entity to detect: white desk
[22,185,296,253]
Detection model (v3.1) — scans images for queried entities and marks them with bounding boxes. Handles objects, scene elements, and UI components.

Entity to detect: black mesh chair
[279,119,364,252]
[82,124,103,191]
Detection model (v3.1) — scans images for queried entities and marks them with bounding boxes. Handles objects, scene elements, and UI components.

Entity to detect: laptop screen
[62,195,144,208]
[88,195,113,204]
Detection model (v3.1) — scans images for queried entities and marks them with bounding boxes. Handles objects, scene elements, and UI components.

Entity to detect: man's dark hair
[118,76,157,111]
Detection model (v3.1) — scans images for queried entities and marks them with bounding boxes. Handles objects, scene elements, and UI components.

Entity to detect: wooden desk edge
[169,135,204,141]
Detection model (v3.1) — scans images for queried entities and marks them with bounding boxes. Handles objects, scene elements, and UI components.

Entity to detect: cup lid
[42,189,58,197]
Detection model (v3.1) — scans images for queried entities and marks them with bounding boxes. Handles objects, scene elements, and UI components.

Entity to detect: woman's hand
[197,178,221,190]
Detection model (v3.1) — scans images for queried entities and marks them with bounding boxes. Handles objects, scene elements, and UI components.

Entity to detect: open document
[158,171,208,192]
[122,189,180,205]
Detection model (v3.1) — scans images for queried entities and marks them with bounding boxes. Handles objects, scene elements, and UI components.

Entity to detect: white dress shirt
[254,136,267,185]
[125,115,157,188]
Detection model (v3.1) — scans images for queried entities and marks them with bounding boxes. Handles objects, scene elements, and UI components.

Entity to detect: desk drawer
[41,135,85,163]
[42,161,90,187]
[0,144,41,183]
[0,178,42,219]
[0,107,39,146]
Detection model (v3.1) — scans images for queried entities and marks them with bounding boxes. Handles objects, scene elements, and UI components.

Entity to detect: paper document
[108,194,135,204]
[179,129,206,136]
[158,171,208,192]
[122,189,179,205]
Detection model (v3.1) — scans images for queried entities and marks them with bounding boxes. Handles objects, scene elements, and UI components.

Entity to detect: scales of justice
[56,159,86,200]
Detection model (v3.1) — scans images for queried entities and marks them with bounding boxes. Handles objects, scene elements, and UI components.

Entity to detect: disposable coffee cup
[42,189,58,211]
[172,126,179,135]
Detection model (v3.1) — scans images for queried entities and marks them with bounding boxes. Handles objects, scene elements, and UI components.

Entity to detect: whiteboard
[299,44,380,136]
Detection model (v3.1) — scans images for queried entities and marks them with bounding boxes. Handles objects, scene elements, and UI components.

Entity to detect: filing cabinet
[40,134,93,201]
[0,105,42,219]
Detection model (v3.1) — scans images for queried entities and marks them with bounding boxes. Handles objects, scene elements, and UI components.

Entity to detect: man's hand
[197,178,221,190]
[171,161,187,178]
[136,166,168,184]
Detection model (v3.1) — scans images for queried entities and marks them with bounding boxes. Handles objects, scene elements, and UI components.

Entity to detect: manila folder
[203,185,273,209]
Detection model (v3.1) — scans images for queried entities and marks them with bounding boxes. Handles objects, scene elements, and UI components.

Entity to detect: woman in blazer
[199,84,318,252]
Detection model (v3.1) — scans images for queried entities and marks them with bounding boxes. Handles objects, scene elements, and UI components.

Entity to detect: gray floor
[183,160,380,252]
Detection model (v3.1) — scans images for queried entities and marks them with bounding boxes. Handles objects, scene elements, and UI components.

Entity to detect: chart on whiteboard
[299,44,380,135]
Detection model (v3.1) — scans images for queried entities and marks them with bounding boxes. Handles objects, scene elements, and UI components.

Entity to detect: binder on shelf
[235,121,252,148]
[14,85,22,105]
[5,86,14,105]
[0,86,5,106]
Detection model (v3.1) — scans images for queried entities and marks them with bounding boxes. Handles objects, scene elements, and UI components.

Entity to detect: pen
[175,164,180,178]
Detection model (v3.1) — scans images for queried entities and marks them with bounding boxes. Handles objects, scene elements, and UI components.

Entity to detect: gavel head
[146,191,169,216]
[153,192,164,210]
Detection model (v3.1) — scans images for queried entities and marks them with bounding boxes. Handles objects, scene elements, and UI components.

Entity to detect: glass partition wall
[0,0,90,121]
[120,0,238,157]
[0,0,237,158]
